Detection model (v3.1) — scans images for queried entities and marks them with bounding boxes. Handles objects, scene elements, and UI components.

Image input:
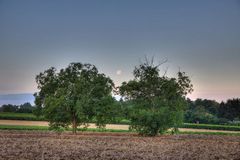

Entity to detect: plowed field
[0,131,239,160]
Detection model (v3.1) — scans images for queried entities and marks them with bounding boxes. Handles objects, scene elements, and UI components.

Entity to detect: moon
[116,70,122,76]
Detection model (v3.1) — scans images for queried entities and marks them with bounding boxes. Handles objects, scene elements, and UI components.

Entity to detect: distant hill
[0,94,34,106]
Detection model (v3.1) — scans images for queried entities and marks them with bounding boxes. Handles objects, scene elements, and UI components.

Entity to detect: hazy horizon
[1,0,240,102]
[0,92,238,106]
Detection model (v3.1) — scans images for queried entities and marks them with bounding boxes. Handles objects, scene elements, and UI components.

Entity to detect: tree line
[0,103,34,113]
[1,98,239,127]
[1,58,239,136]
[33,59,193,136]
[185,98,240,125]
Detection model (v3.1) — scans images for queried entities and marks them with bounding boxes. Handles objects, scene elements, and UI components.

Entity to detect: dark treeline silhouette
[185,98,240,124]
[0,103,35,113]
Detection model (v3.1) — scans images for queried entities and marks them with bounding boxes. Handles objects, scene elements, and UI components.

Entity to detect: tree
[218,98,240,121]
[0,104,18,112]
[17,103,34,113]
[185,105,219,124]
[184,99,220,124]
[194,99,219,115]
[32,105,43,117]
[34,63,115,133]
[119,58,193,136]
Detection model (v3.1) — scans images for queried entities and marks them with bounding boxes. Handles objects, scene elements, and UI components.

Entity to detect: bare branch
[163,67,169,77]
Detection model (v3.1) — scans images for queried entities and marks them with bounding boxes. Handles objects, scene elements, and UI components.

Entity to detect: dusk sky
[0,0,240,103]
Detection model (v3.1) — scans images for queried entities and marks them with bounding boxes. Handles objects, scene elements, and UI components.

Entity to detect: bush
[130,109,174,136]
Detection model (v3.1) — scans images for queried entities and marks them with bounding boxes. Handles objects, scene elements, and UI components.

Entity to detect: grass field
[181,123,240,131]
[0,124,129,133]
[0,130,239,160]
[1,112,240,132]
[0,124,240,136]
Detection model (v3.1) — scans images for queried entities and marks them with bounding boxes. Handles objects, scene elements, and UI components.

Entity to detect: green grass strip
[180,131,240,136]
[0,125,49,131]
[181,123,240,131]
[0,125,240,136]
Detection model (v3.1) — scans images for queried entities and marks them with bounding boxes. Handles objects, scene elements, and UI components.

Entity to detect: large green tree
[119,58,193,136]
[34,63,115,133]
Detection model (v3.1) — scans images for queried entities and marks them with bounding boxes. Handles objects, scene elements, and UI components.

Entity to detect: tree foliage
[0,104,18,112]
[34,63,115,133]
[218,98,240,121]
[185,98,240,124]
[185,99,220,124]
[185,105,219,124]
[0,103,34,113]
[119,58,193,136]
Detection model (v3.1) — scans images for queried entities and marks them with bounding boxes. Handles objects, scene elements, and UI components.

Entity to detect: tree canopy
[218,98,240,121]
[119,58,193,136]
[0,103,34,113]
[185,98,240,124]
[34,63,116,133]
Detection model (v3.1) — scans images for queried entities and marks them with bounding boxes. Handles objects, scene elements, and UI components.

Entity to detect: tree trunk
[72,115,77,134]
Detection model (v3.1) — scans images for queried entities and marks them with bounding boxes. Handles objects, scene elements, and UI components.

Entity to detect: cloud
[116,70,122,76]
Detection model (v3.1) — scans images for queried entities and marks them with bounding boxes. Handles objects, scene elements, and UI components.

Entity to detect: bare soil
[0,131,239,160]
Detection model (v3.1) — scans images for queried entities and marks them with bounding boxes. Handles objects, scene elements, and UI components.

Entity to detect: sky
[0,0,240,103]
